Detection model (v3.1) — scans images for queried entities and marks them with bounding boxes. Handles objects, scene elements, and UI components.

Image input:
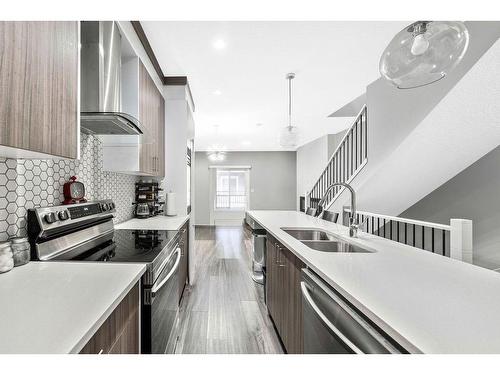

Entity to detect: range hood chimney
[80,21,143,135]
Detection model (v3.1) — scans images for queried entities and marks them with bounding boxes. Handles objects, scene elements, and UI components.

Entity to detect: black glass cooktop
[73,229,179,263]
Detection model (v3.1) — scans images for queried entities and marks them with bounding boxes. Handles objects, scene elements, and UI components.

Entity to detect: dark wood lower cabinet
[266,235,305,354]
[80,283,140,354]
[265,237,274,317]
[108,307,140,354]
[282,246,305,354]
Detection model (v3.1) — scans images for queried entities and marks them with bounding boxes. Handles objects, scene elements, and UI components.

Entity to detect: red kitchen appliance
[63,176,87,205]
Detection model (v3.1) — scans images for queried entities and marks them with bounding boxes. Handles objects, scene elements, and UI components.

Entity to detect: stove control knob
[44,212,57,224]
[100,203,108,212]
[58,210,69,221]
[109,202,115,210]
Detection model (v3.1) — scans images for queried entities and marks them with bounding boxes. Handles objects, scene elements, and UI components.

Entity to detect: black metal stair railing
[341,208,473,263]
[307,105,368,210]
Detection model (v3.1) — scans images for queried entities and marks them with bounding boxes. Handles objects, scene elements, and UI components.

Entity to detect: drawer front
[80,283,140,354]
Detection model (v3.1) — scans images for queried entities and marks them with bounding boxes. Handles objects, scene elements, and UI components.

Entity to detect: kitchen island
[247,210,500,354]
[0,262,145,354]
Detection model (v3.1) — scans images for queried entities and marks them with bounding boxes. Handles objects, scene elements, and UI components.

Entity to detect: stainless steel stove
[27,200,181,354]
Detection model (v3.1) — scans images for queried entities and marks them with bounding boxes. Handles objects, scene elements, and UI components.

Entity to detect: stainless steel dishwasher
[246,214,266,286]
[301,269,404,354]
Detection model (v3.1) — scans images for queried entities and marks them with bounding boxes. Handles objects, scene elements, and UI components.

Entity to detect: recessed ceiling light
[213,90,222,96]
[213,39,226,50]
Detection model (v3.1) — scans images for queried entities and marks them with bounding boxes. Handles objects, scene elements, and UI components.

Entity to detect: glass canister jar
[10,237,31,267]
[0,241,14,273]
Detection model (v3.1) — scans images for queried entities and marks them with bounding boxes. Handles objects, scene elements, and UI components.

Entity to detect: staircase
[304,23,500,265]
[306,105,367,210]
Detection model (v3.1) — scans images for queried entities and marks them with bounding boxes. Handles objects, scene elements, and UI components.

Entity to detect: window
[215,169,247,210]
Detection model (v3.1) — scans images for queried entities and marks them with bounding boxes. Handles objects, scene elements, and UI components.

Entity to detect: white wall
[195,151,296,225]
[163,86,189,216]
[327,132,347,160]
[117,22,164,96]
[296,136,329,209]
[401,146,500,270]
[296,132,347,209]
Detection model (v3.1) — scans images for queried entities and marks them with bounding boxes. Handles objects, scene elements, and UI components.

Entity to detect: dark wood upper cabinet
[0,21,79,159]
[139,60,155,175]
[139,60,165,177]
[157,94,166,177]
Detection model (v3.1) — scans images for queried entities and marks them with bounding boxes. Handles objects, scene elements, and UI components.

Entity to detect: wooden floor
[174,225,283,354]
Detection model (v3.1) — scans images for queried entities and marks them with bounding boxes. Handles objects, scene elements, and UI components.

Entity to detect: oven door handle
[152,247,181,295]
[154,241,179,280]
[300,281,363,354]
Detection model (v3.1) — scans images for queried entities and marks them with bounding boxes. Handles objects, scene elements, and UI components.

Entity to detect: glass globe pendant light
[207,150,226,162]
[280,73,299,148]
[379,21,469,89]
[207,124,227,161]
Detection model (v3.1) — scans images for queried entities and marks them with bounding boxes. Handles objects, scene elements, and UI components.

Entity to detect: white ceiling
[141,21,408,151]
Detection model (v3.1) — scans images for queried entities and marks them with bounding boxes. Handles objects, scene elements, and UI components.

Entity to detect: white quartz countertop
[0,261,146,354]
[247,210,500,354]
[115,215,189,231]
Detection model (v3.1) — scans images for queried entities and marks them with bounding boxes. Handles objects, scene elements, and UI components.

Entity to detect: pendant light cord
[288,75,292,129]
[287,72,295,130]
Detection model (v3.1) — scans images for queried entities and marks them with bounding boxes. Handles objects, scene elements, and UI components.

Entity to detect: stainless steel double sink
[280,228,373,253]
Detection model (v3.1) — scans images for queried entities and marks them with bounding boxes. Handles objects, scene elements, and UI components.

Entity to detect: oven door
[142,246,181,354]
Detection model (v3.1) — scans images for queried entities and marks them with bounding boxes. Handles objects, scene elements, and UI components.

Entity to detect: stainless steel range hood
[80,21,143,135]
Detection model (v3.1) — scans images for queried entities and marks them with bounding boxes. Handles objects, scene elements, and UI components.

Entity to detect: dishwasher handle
[301,270,402,354]
[301,281,363,354]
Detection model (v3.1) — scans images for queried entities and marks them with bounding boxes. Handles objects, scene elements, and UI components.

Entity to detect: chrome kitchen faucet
[315,182,359,238]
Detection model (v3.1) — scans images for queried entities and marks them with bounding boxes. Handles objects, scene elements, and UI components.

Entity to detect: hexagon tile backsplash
[0,133,140,241]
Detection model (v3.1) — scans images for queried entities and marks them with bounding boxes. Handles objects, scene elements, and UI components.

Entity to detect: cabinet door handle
[276,244,286,267]
[98,349,104,354]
